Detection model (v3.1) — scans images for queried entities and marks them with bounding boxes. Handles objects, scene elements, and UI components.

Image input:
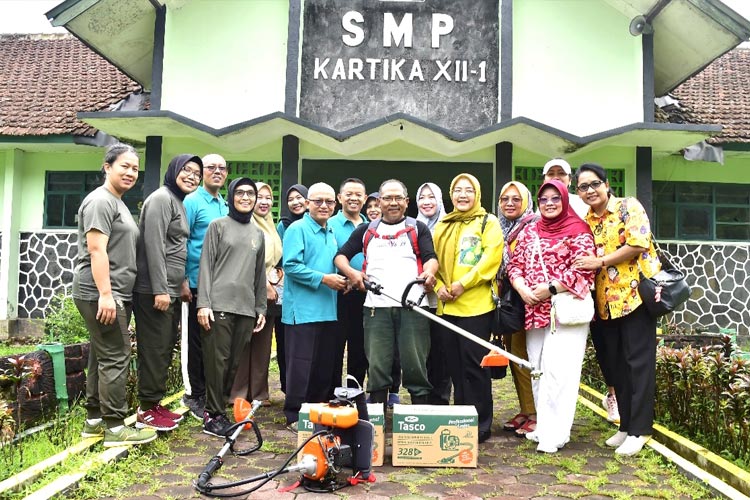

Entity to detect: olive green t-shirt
[197,216,267,319]
[134,187,189,298]
[72,186,139,301]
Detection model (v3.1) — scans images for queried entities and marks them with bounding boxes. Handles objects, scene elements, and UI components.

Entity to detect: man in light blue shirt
[328,178,368,388]
[282,182,348,427]
[181,153,228,419]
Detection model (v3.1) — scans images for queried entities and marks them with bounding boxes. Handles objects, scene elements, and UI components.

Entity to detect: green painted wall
[0,151,6,224]
[654,152,750,183]
[163,138,282,163]
[161,0,289,128]
[16,151,109,230]
[513,0,642,136]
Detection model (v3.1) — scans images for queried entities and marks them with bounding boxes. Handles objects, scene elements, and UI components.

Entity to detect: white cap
[542,158,572,175]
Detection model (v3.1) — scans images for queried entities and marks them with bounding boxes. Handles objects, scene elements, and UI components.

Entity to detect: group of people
[73,143,661,458]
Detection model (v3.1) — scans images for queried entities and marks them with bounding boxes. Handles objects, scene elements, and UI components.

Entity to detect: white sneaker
[605,430,628,448]
[615,435,650,456]
[602,394,620,423]
[536,443,558,453]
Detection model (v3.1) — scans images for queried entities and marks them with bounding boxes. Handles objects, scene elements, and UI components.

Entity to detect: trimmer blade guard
[234,398,255,429]
[480,351,510,367]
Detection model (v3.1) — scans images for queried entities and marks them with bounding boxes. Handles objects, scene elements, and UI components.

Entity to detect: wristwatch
[548,282,558,295]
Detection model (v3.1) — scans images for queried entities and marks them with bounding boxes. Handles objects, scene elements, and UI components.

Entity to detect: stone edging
[580,383,750,500]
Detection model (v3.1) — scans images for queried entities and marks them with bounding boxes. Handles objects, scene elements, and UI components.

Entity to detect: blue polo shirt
[184,186,228,288]
[328,211,366,272]
[281,213,339,325]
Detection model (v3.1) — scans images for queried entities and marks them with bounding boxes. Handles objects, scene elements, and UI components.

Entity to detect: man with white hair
[181,153,229,419]
[281,182,348,429]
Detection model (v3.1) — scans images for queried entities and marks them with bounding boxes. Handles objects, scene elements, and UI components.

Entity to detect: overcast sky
[1,0,749,36]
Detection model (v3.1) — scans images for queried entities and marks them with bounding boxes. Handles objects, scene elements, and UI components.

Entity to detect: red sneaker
[136,407,178,431]
[154,404,184,423]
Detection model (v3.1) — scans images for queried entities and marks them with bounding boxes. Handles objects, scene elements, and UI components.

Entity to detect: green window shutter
[224,162,283,220]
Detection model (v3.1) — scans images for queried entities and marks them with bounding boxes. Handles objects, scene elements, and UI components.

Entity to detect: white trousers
[526,323,588,449]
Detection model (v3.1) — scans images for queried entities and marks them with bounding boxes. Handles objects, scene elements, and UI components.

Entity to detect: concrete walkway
[92,369,721,500]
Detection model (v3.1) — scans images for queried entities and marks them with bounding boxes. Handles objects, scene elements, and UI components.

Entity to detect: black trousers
[201,312,253,416]
[439,311,494,433]
[591,321,615,387]
[275,314,286,393]
[183,289,205,399]
[283,321,338,425]
[333,290,367,388]
[426,310,451,404]
[134,292,178,408]
[590,305,656,436]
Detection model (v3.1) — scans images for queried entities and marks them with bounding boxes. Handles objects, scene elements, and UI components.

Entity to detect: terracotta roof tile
[0,33,140,137]
[667,47,750,144]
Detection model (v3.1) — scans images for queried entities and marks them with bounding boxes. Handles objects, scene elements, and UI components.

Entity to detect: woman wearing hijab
[197,178,267,437]
[275,183,307,392]
[416,182,447,232]
[433,173,503,443]
[416,182,451,405]
[230,182,282,407]
[276,184,309,240]
[133,154,201,432]
[497,181,539,437]
[507,179,595,453]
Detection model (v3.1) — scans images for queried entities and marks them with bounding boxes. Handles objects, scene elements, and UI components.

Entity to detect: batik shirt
[584,196,660,320]
[507,223,595,330]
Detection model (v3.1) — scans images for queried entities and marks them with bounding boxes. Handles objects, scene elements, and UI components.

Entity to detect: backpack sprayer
[364,277,542,380]
[194,383,375,497]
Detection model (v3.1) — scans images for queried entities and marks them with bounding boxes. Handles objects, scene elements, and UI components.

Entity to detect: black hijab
[164,154,202,201]
[227,177,258,224]
[280,184,309,228]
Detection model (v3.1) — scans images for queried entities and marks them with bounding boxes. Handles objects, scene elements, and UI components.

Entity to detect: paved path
[97,372,712,500]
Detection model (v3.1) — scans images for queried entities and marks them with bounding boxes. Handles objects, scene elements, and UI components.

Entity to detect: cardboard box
[296,403,385,467]
[392,404,478,468]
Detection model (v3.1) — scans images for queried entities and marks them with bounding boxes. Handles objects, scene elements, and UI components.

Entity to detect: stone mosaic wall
[660,241,750,337]
[17,231,77,319]
[10,231,750,339]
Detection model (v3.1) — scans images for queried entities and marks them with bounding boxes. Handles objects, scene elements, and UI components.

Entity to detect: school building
[1,0,749,336]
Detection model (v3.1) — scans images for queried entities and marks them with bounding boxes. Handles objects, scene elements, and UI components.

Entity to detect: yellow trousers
[504,330,536,415]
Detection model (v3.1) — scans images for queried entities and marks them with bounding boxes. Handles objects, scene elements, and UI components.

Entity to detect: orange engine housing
[301,434,341,480]
[308,403,358,429]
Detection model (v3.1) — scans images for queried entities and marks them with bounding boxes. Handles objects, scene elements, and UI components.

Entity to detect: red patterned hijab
[536,179,592,240]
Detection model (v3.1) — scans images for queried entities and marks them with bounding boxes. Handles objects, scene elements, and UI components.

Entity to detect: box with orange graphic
[392,404,478,468]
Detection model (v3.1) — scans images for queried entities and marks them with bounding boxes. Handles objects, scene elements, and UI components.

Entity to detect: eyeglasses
[204,165,227,174]
[381,196,406,203]
[309,199,336,207]
[500,196,522,205]
[577,180,605,192]
[234,189,256,199]
[538,195,562,205]
[452,188,476,196]
[180,166,202,179]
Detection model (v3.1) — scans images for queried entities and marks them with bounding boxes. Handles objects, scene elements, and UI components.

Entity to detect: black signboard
[299,0,499,133]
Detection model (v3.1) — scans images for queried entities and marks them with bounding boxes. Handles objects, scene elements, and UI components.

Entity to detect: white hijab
[416,182,447,234]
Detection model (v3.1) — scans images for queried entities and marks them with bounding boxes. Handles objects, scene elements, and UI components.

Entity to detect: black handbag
[638,245,690,317]
[492,276,525,334]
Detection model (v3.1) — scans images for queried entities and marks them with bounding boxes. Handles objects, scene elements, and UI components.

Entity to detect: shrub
[582,339,750,469]
[43,294,89,345]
